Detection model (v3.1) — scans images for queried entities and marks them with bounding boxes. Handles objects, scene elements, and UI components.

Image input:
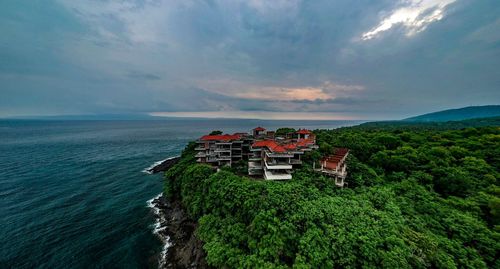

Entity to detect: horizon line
[149,111,392,121]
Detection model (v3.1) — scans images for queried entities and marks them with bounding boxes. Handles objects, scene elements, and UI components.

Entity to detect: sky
[1,0,499,120]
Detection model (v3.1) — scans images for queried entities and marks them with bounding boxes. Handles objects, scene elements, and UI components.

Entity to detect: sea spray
[147,193,172,268]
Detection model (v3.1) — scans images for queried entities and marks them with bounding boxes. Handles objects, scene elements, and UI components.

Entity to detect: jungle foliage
[164,123,500,268]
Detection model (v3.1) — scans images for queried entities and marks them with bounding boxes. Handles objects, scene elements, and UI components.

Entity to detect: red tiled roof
[296,129,312,134]
[283,144,297,150]
[252,140,286,153]
[200,134,241,141]
[296,138,315,147]
[320,148,349,167]
[334,148,349,155]
[253,127,266,131]
[253,138,318,153]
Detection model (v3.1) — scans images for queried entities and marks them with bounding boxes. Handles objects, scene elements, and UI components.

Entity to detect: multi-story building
[249,130,318,180]
[315,148,349,187]
[195,134,244,166]
[196,128,350,185]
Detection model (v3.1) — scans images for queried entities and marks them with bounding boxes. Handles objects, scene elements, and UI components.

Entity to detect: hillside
[404,105,500,122]
[163,123,500,268]
[358,116,500,130]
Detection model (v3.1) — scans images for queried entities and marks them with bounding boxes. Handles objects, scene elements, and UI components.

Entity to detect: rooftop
[252,137,316,153]
[296,129,312,134]
[200,134,242,141]
[252,140,286,153]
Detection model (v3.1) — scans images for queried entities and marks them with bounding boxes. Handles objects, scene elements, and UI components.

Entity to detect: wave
[147,193,172,268]
[142,156,178,174]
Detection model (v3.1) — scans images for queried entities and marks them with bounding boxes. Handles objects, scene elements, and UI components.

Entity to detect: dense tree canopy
[165,123,500,268]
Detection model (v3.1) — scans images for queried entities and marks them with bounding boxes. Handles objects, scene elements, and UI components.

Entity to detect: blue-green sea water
[0,119,360,268]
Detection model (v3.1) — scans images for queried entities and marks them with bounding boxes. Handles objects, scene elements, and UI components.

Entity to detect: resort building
[248,130,318,180]
[195,134,247,167]
[196,127,348,184]
[252,126,266,137]
[315,148,350,187]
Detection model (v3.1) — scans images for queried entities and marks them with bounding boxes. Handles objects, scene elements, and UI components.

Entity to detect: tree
[275,127,296,136]
[209,130,223,135]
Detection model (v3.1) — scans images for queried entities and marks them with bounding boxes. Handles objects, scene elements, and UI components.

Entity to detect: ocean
[0,119,361,268]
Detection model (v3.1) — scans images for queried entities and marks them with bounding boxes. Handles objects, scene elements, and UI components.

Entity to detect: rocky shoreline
[145,157,181,174]
[150,195,210,269]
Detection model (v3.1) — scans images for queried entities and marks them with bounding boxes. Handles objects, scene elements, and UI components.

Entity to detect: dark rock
[148,157,181,174]
[154,195,211,269]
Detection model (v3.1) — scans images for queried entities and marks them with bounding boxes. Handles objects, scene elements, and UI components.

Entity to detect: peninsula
[155,119,499,268]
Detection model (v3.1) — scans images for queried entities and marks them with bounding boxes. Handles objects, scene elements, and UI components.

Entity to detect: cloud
[126,71,161,80]
[150,111,360,120]
[465,18,500,44]
[1,0,499,119]
[361,0,457,40]
[213,81,364,102]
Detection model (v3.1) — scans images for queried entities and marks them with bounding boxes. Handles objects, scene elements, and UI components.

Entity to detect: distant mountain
[404,105,500,122]
[357,116,500,130]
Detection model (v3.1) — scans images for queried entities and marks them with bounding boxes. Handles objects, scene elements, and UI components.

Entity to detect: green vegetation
[209,130,223,135]
[359,116,500,130]
[404,105,500,122]
[275,128,297,136]
[164,123,500,268]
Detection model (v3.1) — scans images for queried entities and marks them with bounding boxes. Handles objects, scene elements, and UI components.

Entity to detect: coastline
[148,194,209,269]
[142,156,181,175]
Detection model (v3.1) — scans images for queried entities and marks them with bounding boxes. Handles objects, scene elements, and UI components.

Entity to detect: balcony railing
[264,169,292,180]
[214,149,231,153]
[264,161,292,170]
[195,152,207,158]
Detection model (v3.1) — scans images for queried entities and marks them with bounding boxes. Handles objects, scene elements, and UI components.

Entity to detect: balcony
[214,148,231,153]
[265,151,293,158]
[248,161,262,168]
[264,161,292,170]
[264,169,292,180]
[206,157,217,163]
[195,152,207,158]
[215,142,232,145]
[195,146,207,151]
[248,161,263,175]
[290,159,302,165]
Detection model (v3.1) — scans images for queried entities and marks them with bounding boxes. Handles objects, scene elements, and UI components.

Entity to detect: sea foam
[147,193,172,268]
[142,156,178,174]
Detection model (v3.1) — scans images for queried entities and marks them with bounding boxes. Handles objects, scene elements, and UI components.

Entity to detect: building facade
[315,148,350,187]
[248,129,318,180]
[195,134,247,167]
[196,127,349,183]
